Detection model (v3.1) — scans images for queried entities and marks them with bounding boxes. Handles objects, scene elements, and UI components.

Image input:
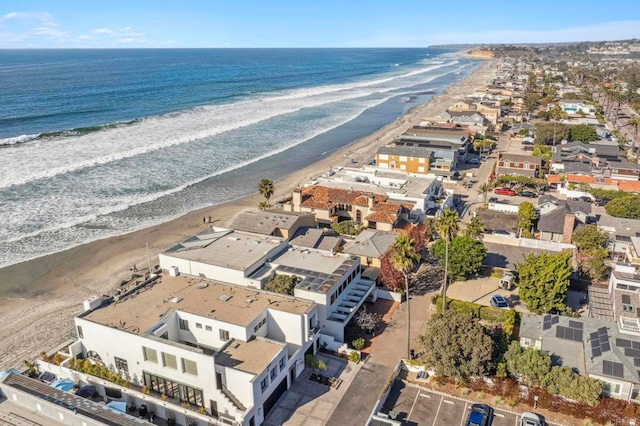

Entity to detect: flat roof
[0,373,150,426]
[270,247,358,294]
[83,274,315,331]
[231,210,313,235]
[164,228,285,271]
[310,167,437,201]
[215,338,284,375]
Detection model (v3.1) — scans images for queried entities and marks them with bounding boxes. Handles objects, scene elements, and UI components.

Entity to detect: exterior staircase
[221,385,246,412]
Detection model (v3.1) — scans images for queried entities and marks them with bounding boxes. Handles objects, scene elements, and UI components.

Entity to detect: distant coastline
[464,49,495,59]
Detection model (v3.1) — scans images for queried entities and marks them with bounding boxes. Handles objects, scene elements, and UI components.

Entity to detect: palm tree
[390,235,421,359]
[435,210,459,312]
[548,103,567,148]
[258,201,269,210]
[477,182,491,205]
[628,116,640,155]
[257,178,274,208]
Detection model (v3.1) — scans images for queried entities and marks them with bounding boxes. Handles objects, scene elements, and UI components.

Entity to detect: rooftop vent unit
[218,294,232,302]
[196,283,209,289]
[170,297,183,303]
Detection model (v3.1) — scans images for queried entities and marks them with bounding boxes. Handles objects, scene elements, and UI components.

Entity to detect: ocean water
[0,48,478,268]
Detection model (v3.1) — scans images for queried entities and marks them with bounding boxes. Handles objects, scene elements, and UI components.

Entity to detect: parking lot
[380,379,559,425]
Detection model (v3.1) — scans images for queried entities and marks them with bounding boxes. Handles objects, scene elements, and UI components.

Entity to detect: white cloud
[0,11,170,47]
[427,20,640,45]
[0,11,70,46]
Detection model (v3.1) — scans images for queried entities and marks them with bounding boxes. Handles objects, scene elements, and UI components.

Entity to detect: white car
[520,412,543,426]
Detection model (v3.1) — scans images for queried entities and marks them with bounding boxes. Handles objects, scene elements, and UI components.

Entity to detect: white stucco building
[73,274,318,426]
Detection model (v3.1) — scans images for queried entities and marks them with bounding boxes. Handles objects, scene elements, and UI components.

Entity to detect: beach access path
[0,59,497,370]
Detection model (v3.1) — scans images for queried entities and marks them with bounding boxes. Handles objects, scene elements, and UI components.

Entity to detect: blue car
[466,403,493,426]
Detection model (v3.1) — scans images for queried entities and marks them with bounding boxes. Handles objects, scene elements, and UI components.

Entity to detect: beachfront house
[283,184,412,231]
[43,226,377,426]
[70,274,318,426]
[231,210,316,239]
[300,167,445,220]
[375,145,433,175]
[157,227,375,344]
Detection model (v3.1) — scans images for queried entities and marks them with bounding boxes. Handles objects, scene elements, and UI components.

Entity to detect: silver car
[520,412,543,426]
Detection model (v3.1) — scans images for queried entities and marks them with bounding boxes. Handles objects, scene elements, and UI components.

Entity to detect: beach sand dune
[0,60,496,369]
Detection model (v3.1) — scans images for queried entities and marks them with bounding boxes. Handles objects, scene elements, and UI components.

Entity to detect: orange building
[375,145,433,175]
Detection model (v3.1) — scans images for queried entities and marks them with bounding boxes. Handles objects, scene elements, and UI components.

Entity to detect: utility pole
[442,238,449,312]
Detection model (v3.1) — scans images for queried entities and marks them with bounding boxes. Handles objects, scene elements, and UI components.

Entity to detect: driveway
[446,275,527,312]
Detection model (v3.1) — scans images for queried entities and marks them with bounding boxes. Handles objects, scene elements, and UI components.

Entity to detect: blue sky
[1,0,640,48]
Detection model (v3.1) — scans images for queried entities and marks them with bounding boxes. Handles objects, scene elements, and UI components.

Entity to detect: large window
[603,380,622,396]
[279,357,286,372]
[77,326,83,339]
[270,368,277,380]
[143,371,203,406]
[182,358,198,376]
[179,318,189,331]
[162,353,177,369]
[220,329,230,341]
[260,377,268,393]
[114,357,128,374]
[142,347,158,363]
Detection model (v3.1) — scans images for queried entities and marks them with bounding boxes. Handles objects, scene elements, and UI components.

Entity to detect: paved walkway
[326,290,436,425]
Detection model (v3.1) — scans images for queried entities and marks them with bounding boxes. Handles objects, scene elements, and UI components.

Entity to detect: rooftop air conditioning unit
[169,266,179,277]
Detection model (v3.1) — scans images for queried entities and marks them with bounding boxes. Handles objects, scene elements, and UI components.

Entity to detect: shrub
[331,220,365,236]
[352,337,365,351]
[264,274,299,295]
[348,351,361,363]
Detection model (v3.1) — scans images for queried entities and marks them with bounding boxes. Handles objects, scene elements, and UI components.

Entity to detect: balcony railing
[309,324,321,338]
[620,316,640,333]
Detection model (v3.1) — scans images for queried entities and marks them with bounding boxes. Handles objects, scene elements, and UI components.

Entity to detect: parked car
[492,229,516,238]
[573,196,592,202]
[494,187,517,196]
[594,198,607,206]
[500,271,515,290]
[466,157,480,164]
[465,403,493,426]
[488,197,498,203]
[520,412,543,426]
[520,190,538,198]
[490,294,509,309]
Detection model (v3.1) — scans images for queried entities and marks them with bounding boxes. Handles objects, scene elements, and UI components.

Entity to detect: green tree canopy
[569,124,598,142]
[464,217,485,240]
[516,251,572,314]
[504,341,551,386]
[532,144,552,161]
[589,188,630,202]
[418,310,494,379]
[572,225,609,280]
[264,274,299,295]
[431,235,487,281]
[517,202,537,238]
[542,366,603,406]
[605,195,640,219]
[534,122,570,145]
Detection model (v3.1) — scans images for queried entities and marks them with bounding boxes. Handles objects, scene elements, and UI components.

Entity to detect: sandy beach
[0,59,496,369]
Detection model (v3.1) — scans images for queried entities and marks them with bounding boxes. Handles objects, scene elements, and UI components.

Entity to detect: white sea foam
[0,134,39,146]
[0,60,458,189]
[0,58,475,267]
